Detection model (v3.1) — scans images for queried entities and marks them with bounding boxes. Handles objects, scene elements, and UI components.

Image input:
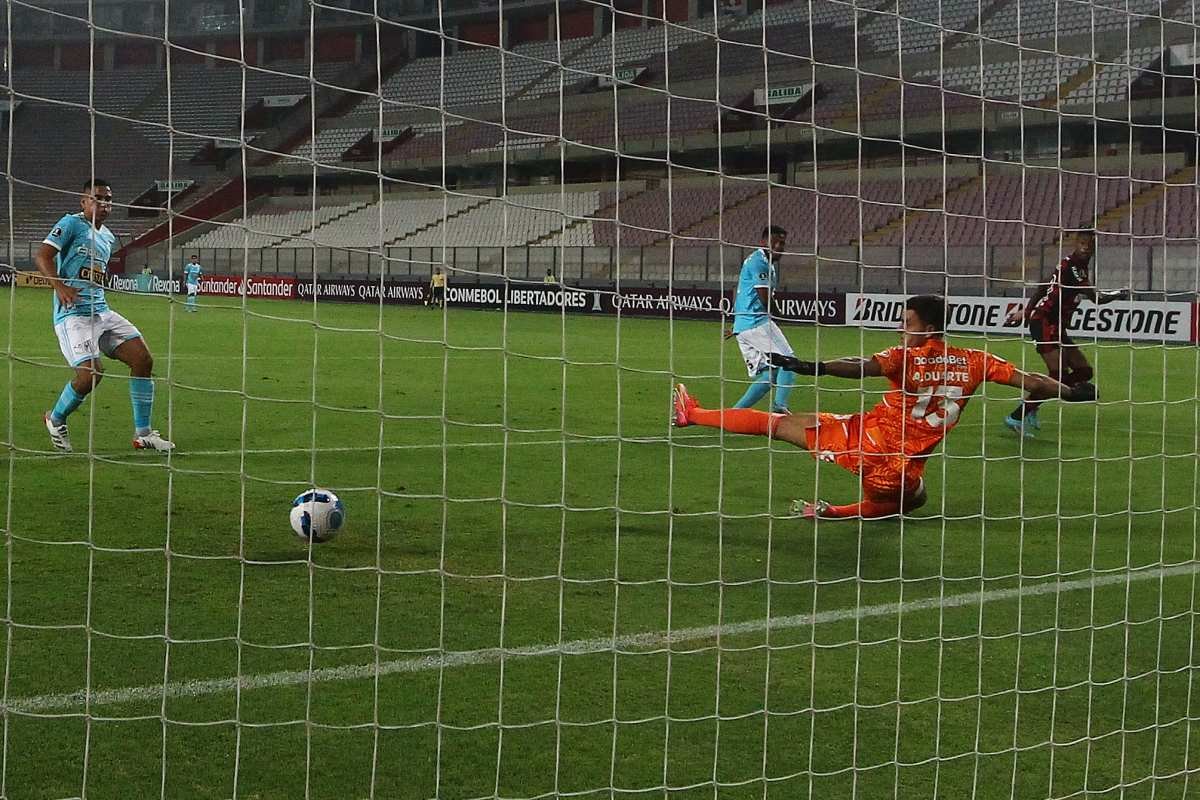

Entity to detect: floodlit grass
[0,287,1197,799]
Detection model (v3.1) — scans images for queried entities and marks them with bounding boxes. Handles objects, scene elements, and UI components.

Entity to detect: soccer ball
[290,489,345,543]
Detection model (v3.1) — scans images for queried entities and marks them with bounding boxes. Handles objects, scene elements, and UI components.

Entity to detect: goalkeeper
[675,295,1094,519]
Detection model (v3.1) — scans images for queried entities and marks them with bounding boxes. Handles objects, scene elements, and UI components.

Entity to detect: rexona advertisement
[847,293,1195,344]
[106,273,298,299]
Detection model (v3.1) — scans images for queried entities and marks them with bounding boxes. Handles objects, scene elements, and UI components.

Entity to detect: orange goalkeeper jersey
[867,339,1017,457]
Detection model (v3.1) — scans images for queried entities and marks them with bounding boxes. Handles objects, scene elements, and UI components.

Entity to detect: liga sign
[597,66,645,88]
[263,94,306,107]
[847,293,1195,343]
[753,83,815,107]
[154,179,194,194]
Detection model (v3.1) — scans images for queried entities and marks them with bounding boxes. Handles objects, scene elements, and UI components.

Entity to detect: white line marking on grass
[7,562,1196,714]
[3,431,738,461]
[7,422,1193,462]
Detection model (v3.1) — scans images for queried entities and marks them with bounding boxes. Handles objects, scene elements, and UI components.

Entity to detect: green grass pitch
[0,287,1198,799]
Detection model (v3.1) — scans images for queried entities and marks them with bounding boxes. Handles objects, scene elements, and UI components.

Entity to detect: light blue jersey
[44,213,116,325]
[185,262,203,287]
[732,248,776,335]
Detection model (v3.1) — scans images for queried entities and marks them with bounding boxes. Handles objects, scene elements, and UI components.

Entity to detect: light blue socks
[771,368,795,413]
[51,382,85,425]
[130,377,154,436]
[733,368,795,412]
[734,371,773,408]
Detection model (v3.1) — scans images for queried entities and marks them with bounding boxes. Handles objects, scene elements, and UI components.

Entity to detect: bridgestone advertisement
[848,293,1196,344]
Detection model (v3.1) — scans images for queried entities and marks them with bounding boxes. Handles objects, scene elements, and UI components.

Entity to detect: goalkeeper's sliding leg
[672,383,926,520]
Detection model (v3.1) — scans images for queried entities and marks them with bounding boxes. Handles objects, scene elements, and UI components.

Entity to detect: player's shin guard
[771,367,795,412]
[130,377,155,436]
[733,372,772,408]
[51,382,85,424]
[688,407,785,437]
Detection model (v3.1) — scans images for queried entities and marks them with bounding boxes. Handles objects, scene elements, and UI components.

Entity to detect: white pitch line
[1,431,739,461]
[5,421,1193,462]
[16,353,508,364]
[6,562,1196,715]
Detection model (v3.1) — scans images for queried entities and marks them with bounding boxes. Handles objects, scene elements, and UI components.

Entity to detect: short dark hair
[83,178,109,191]
[761,225,787,239]
[1069,228,1096,240]
[190,254,198,259]
[906,294,945,335]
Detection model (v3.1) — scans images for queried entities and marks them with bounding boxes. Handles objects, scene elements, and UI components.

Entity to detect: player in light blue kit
[728,225,795,412]
[184,254,203,311]
[36,178,175,453]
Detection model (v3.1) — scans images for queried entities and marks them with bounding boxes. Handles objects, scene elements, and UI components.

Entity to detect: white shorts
[54,310,143,367]
[186,284,198,296]
[735,321,794,376]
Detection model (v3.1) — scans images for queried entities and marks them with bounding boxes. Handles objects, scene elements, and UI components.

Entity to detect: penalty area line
[6,562,1196,714]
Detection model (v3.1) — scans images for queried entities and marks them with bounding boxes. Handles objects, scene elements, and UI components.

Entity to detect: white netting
[1,0,1199,797]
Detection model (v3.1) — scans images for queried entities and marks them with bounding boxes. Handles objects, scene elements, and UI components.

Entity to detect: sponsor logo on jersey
[77,265,107,283]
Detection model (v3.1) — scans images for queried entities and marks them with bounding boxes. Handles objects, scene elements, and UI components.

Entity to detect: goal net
[2,0,1198,797]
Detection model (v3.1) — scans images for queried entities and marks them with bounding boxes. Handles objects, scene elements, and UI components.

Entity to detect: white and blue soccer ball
[290,489,345,543]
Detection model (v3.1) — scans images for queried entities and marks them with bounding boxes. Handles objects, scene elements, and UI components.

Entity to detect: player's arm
[1071,285,1125,305]
[1073,261,1126,305]
[998,368,1094,402]
[34,231,78,307]
[768,353,882,379]
[1006,282,1048,324]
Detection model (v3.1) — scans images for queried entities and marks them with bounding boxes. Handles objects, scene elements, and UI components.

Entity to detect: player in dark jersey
[1004,229,1126,436]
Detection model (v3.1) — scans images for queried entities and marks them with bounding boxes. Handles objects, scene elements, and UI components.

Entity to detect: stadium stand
[518,21,713,100]
[397,191,604,247]
[348,39,573,115]
[2,0,1196,296]
[875,166,1167,246]
[1064,45,1163,105]
[4,66,163,118]
[860,0,990,53]
[275,193,485,249]
[136,60,347,156]
[912,55,1092,103]
[186,199,373,248]
[971,0,1146,45]
[1,104,211,245]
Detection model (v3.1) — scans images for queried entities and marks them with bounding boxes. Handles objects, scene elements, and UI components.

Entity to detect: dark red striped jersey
[1027,252,1093,324]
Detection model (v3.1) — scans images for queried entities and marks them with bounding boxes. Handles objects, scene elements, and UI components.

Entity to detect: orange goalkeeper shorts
[803,412,925,499]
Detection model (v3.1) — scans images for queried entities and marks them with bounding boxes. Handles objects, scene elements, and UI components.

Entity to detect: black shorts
[1030,317,1074,353]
